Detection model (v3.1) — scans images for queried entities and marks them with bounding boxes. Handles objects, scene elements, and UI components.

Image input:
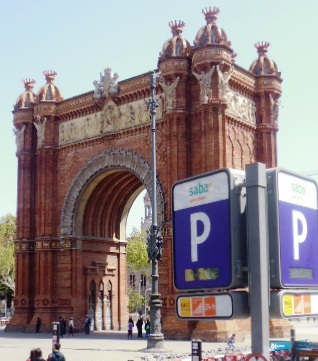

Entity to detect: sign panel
[267,169,318,288]
[270,290,318,318]
[172,170,246,291]
[176,291,249,319]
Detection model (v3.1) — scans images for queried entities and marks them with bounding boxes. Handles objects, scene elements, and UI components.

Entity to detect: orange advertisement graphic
[303,295,311,315]
[192,298,204,316]
[294,295,302,314]
[204,297,216,317]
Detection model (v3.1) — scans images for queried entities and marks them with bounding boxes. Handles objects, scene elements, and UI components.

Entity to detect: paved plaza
[0,320,317,361]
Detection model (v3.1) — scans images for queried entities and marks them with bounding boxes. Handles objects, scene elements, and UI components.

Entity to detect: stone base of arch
[269,318,292,338]
[162,313,292,341]
[162,313,247,342]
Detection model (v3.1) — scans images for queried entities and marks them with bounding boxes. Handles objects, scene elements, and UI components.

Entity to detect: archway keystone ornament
[10,6,283,339]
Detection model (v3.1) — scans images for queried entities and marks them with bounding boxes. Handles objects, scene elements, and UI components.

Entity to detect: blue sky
[1,1,318,232]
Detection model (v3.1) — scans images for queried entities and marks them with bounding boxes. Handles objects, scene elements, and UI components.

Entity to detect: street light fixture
[146,72,164,350]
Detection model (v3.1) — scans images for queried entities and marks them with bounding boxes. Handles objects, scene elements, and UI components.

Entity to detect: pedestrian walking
[26,348,36,361]
[47,343,66,361]
[145,317,150,338]
[35,317,41,333]
[68,317,74,337]
[227,333,236,351]
[59,316,66,338]
[136,316,143,338]
[34,347,45,361]
[85,315,91,334]
[127,316,134,339]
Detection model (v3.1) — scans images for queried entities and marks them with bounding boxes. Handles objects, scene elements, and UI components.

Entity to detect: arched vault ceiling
[83,170,142,238]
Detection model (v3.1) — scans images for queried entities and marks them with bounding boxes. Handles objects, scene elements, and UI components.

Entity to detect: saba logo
[189,182,211,196]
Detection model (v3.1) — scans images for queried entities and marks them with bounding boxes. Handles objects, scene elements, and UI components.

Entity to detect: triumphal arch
[10,7,282,339]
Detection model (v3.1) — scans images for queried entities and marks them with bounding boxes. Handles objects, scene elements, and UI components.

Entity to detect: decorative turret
[159,20,191,62]
[37,70,63,102]
[249,42,280,76]
[15,79,37,110]
[193,7,232,50]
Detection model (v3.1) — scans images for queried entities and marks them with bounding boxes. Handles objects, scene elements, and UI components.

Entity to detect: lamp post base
[146,334,165,351]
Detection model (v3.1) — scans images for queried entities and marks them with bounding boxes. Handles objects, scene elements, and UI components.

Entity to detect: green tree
[0,214,16,293]
[128,288,144,313]
[126,227,150,313]
[126,227,149,274]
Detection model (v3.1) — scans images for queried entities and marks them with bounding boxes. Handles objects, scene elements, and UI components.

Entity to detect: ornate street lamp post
[146,72,164,350]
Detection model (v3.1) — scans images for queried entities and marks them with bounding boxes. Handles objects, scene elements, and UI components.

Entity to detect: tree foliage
[126,227,150,274]
[0,214,16,292]
[128,288,144,313]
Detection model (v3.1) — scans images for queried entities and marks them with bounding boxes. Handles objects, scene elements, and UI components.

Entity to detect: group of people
[26,343,65,361]
[127,316,150,339]
[59,316,74,337]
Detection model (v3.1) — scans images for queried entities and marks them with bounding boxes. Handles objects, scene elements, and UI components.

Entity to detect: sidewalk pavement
[0,319,317,361]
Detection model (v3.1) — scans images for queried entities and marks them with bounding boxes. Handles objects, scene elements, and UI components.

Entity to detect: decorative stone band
[14,297,72,308]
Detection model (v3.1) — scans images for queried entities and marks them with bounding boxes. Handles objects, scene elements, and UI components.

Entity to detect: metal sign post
[246,163,270,360]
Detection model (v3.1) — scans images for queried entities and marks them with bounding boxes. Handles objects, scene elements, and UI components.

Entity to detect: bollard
[52,322,60,350]
[192,339,202,361]
[290,329,297,361]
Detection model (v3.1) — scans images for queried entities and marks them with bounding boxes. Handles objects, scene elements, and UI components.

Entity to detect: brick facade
[9,7,285,339]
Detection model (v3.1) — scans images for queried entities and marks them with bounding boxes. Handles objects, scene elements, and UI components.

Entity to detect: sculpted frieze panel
[59,98,160,146]
[225,90,256,125]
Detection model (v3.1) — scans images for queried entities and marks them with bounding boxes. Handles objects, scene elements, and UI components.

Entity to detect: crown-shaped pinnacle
[255,41,270,55]
[43,70,57,83]
[22,79,36,90]
[202,6,220,24]
[169,20,185,36]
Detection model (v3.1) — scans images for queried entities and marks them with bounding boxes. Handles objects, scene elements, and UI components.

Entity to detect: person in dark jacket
[85,315,91,334]
[59,316,66,338]
[34,347,45,361]
[35,317,41,333]
[136,316,143,338]
[47,343,65,361]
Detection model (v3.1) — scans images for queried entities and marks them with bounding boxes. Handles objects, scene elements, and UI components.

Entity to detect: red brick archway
[10,7,283,339]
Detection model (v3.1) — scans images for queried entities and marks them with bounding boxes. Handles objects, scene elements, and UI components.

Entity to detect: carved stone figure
[33,116,47,148]
[270,93,280,122]
[160,77,179,110]
[14,125,26,153]
[93,80,101,99]
[99,68,119,97]
[192,67,215,104]
[216,64,233,102]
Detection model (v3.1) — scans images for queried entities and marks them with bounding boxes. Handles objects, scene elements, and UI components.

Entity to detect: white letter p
[190,212,211,262]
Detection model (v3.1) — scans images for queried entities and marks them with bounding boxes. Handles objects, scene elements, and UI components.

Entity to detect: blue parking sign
[267,169,318,288]
[172,169,246,291]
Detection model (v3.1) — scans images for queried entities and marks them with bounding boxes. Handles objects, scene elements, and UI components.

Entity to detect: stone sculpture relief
[13,125,26,153]
[192,66,215,104]
[270,93,280,123]
[216,64,233,102]
[33,116,47,148]
[93,67,119,99]
[215,65,256,124]
[160,77,179,111]
[59,98,156,146]
[226,91,256,124]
